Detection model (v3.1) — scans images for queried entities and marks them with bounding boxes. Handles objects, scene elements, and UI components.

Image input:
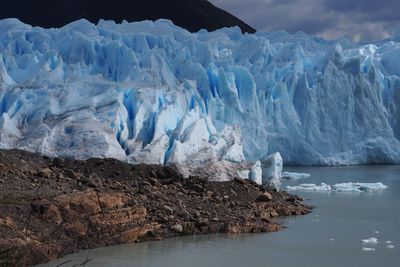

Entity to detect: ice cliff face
[0,18,400,175]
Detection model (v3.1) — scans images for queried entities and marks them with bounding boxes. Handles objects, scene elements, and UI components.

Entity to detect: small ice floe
[312,218,320,223]
[286,183,331,192]
[362,237,378,245]
[287,182,388,193]
[373,231,380,234]
[362,247,376,252]
[333,182,388,192]
[385,241,395,249]
[281,172,311,180]
[330,238,335,242]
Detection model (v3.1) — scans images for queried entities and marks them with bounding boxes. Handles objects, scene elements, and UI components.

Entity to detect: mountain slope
[0,0,256,33]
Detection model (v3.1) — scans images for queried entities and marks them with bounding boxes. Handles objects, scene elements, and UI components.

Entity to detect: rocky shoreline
[0,149,311,267]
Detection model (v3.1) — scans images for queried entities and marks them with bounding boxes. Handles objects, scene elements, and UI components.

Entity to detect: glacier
[0,18,400,180]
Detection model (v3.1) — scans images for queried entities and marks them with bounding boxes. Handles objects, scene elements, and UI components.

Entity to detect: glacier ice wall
[0,18,400,167]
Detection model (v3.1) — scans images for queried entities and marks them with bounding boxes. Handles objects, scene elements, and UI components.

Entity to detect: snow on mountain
[0,18,400,180]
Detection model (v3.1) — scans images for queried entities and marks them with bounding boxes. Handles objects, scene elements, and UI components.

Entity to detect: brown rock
[54,191,101,215]
[31,201,62,224]
[149,178,159,185]
[196,218,209,227]
[0,217,17,230]
[163,205,174,213]
[44,205,63,224]
[187,183,204,193]
[98,193,126,210]
[64,222,86,237]
[276,207,291,216]
[171,224,183,233]
[0,149,311,267]
[89,206,147,227]
[119,224,160,243]
[269,210,279,217]
[37,168,52,178]
[64,169,79,179]
[259,211,271,222]
[256,192,273,202]
[234,178,246,184]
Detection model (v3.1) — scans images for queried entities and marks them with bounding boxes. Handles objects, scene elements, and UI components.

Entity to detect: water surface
[38,166,400,267]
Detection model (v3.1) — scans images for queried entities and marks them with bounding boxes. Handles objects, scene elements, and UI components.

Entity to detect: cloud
[210,0,400,41]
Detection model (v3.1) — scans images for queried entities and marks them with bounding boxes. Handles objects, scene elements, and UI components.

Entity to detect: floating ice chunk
[362,247,376,252]
[332,183,362,193]
[330,238,335,242]
[287,182,388,193]
[333,182,388,192]
[286,183,331,192]
[386,245,395,249]
[373,231,380,234]
[362,237,378,245]
[282,172,311,180]
[385,241,393,244]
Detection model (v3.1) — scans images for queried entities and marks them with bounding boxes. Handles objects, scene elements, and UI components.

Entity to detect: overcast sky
[210,0,400,42]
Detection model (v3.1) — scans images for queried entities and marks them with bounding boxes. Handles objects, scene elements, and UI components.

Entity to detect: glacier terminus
[0,18,400,184]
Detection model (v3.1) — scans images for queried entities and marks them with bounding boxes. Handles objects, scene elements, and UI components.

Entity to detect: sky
[210,0,400,42]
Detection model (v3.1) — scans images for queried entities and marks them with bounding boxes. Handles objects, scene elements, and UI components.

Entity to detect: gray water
[38,166,400,267]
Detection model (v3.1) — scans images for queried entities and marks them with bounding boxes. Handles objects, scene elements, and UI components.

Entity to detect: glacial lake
[38,165,400,267]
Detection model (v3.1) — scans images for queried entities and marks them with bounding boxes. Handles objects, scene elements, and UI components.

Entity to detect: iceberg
[333,182,388,192]
[286,183,331,192]
[286,182,388,192]
[0,18,400,178]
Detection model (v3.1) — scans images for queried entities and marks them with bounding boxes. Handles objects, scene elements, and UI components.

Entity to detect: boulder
[171,224,183,233]
[256,192,273,202]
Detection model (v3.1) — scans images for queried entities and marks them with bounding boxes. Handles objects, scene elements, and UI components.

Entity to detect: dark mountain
[0,0,256,33]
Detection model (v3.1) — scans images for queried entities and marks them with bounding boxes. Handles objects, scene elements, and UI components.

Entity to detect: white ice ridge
[1,18,400,174]
[286,182,388,192]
